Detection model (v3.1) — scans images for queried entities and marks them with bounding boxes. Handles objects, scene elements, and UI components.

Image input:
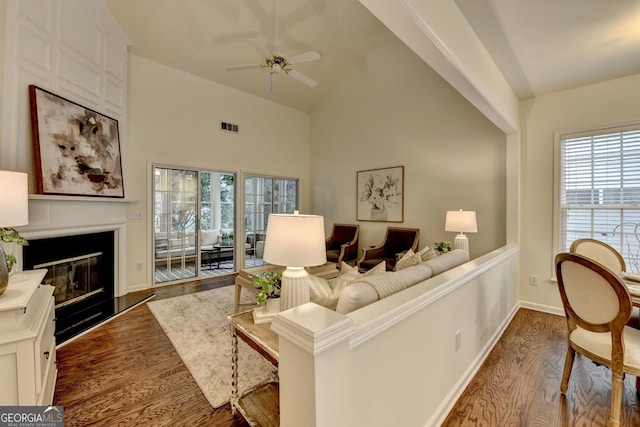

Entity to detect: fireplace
[23,231,116,343]
[17,196,153,344]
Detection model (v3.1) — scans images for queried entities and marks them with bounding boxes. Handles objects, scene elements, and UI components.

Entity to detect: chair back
[384,227,419,257]
[569,238,626,275]
[555,252,631,334]
[330,224,358,246]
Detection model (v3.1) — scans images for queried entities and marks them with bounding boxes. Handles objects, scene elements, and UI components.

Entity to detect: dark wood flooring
[443,308,640,426]
[54,276,249,427]
[54,279,640,426]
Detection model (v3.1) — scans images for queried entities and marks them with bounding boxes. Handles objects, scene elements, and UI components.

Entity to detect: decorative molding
[2,0,132,294]
[271,303,355,356]
[2,0,129,174]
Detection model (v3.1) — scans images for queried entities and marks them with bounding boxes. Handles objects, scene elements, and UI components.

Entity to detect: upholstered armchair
[325,224,359,266]
[357,227,420,272]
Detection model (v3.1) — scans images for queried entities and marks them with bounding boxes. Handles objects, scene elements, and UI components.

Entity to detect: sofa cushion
[423,249,469,276]
[336,263,432,314]
[170,238,186,249]
[335,249,470,314]
[202,229,220,246]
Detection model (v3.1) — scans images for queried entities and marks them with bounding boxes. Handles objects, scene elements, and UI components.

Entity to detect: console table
[0,269,56,405]
[228,310,279,427]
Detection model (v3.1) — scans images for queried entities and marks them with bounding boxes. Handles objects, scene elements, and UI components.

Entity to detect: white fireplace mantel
[8,196,135,298]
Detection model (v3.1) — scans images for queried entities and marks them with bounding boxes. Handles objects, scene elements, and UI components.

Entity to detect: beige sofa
[309,249,469,313]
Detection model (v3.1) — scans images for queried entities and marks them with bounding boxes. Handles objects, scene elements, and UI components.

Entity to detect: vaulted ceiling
[104,0,640,112]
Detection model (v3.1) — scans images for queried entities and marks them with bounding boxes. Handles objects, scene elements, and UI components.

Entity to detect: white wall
[310,23,507,260]
[519,73,640,311]
[124,56,311,289]
[274,246,519,427]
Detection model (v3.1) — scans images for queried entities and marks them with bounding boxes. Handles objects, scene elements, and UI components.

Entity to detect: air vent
[220,121,239,133]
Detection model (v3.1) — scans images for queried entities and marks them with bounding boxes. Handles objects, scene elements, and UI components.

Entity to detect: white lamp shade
[0,171,28,227]
[263,213,327,267]
[445,210,477,233]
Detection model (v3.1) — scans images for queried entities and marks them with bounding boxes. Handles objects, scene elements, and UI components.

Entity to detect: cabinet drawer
[35,296,56,391]
[39,302,56,362]
[37,340,57,406]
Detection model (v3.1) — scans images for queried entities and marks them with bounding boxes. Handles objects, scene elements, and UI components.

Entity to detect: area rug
[147,286,273,408]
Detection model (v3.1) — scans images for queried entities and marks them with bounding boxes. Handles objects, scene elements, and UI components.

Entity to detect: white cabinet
[0,270,56,405]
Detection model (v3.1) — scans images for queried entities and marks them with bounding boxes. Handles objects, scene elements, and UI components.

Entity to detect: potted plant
[252,271,282,313]
[434,240,452,254]
[1,227,28,273]
[221,232,234,246]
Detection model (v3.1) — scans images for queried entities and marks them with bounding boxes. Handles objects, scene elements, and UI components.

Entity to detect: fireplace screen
[35,252,104,307]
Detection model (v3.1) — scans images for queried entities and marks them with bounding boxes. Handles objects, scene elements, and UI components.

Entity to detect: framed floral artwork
[357,166,404,222]
[28,85,125,198]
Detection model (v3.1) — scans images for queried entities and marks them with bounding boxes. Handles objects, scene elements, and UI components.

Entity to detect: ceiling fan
[224,0,320,91]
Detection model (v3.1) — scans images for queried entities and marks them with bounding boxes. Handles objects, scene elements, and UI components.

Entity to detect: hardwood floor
[54,275,249,427]
[54,279,640,426]
[443,308,640,426]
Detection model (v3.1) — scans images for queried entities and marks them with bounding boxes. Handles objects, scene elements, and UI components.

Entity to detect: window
[556,124,640,272]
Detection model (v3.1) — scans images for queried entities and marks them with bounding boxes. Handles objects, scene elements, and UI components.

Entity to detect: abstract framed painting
[357,166,404,222]
[28,85,125,198]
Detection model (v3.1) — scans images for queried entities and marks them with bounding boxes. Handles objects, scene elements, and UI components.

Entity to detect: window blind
[559,126,640,271]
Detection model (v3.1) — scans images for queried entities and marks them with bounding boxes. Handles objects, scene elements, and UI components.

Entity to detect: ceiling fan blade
[248,38,273,59]
[287,50,320,65]
[225,64,262,71]
[287,69,317,87]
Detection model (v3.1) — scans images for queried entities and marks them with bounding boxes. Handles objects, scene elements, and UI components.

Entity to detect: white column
[271,303,355,427]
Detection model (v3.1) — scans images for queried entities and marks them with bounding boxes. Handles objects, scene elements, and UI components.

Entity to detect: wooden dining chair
[569,238,626,275]
[569,238,640,329]
[555,253,640,427]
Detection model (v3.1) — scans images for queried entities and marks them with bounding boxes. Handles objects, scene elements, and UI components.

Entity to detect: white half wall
[273,245,519,426]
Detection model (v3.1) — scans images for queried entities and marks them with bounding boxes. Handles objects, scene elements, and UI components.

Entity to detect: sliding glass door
[243,175,298,269]
[153,167,199,284]
[153,166,237,285]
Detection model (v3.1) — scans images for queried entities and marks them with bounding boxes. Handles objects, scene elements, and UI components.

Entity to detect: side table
[234,262,339,313]
[228,310,279,427]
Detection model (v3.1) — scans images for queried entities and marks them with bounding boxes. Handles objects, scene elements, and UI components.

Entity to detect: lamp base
[453,233,469,252]
[280,266,310,311]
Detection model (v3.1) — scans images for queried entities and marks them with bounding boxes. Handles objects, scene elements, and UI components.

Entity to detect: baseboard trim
[519,301,564,316]
[427,300,561,426]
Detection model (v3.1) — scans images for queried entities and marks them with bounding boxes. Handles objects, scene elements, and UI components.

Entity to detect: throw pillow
[417,246,438,262]
[396,249,422,270]
[308,275,337,309]
[332,260,386,296]
[340,261,355,274]
[309,261,386,310]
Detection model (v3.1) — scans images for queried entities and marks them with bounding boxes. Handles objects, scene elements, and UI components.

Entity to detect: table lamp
[445,209,477,253]
[262,212,326,311]
[0,171,29,296]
